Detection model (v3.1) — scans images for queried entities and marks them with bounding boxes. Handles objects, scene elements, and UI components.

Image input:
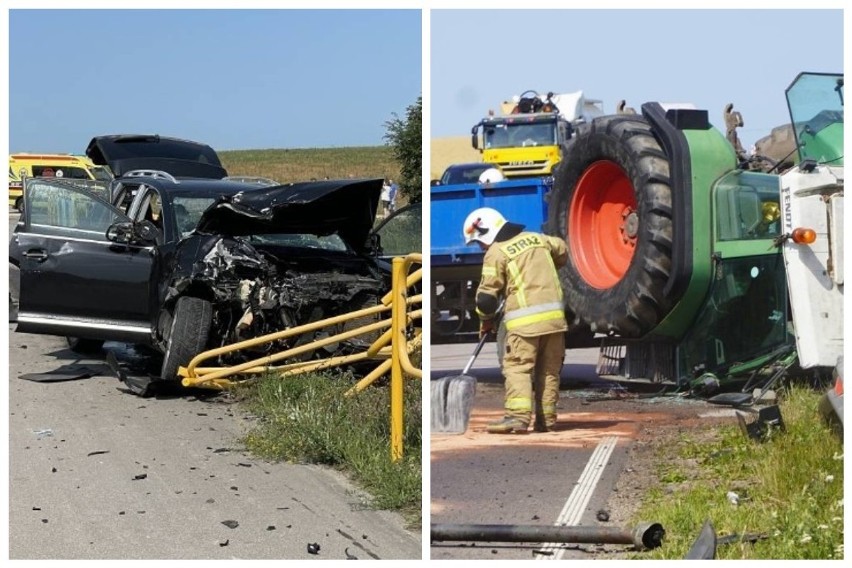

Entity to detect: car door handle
[22,249,49,262]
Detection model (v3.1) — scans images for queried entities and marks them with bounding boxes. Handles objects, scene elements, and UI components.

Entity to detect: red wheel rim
[568,160,638,289]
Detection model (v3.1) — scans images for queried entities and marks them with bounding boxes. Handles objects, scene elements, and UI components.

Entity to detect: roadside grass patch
[631,385,843,559]
[238,369,422,527]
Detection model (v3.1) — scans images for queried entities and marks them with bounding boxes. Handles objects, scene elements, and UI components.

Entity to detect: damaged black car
[11,135,418,388]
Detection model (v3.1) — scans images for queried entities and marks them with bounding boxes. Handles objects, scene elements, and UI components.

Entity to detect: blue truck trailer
[430,177,596,347]
[431,178,549,341]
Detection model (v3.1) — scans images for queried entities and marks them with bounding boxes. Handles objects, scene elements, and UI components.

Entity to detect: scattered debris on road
[19,365,100,383]
[32,429,53,439]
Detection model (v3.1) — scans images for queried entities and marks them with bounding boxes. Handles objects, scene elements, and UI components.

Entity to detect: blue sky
[8,9,422,153]
[431,9,844,150]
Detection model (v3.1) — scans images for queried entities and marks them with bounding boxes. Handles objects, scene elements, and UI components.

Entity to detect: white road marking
[536,435,620,560]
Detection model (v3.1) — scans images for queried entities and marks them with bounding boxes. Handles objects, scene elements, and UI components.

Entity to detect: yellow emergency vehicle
[8,154,113,210]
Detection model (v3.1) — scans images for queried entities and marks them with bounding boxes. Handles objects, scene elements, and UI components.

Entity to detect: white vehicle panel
[780,166,844,368]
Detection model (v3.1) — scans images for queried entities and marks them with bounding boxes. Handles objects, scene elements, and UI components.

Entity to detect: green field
[220,146,400,184]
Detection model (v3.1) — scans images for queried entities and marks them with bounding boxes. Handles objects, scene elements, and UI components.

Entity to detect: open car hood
[86,134,227,179]
[196,178,382,251]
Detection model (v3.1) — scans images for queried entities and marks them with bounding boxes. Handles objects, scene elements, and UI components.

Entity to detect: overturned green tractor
[545,72,844,389]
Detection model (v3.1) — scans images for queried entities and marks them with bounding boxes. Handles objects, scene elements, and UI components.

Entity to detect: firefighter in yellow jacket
[463,207,568,433]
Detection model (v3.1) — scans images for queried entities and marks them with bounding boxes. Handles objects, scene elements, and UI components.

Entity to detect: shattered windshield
[172,196,217,237]
[249,233,348,251]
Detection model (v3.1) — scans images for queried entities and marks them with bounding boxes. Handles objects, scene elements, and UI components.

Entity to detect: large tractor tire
[547,115,676,337]
[160,296,213,383]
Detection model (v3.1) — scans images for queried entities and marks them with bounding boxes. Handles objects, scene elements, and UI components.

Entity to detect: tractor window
[714,171,782,241]
[679,254,789,376]
[786,73,844,164]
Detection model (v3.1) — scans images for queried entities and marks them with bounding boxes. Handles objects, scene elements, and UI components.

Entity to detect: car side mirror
[107,220,159,245]
[106,221,134,244]
[471,133,479,150]
[365,233,381,256]
[430,179,441,187]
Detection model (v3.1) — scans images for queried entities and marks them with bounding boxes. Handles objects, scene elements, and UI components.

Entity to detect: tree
[384,96,422,203]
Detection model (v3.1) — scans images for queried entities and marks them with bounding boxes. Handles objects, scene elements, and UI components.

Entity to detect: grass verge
[236,369,422,529]
[630,384,843,559]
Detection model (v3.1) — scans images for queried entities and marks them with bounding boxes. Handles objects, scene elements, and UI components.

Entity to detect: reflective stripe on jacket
[476,231,569,337]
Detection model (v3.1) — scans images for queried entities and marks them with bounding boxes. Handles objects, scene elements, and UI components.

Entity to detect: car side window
[24,179,126,241]
[138,190,164,227]
[374,203,421,257]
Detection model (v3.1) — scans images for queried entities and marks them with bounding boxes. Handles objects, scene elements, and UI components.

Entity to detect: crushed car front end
[156,178,387,366]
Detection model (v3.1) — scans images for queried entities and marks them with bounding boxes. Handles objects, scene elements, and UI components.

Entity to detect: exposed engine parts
[187,237,384,364]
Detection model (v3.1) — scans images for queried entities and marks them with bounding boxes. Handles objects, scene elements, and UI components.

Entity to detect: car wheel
[160,296,212,383]
[546,114,676,337]
[66,336,105,354]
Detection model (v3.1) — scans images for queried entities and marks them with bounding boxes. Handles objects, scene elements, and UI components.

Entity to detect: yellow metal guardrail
[178,253,422,461]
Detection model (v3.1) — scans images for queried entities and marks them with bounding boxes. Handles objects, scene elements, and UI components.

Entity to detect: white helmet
[463,207,507,246]
[478,167,505,184]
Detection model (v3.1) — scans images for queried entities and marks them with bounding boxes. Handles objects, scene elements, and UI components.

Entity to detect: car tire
[546,114,676,337]
[66,336,105,354]
[160,296,212,383]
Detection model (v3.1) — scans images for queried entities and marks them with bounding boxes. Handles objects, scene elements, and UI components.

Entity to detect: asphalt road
[430,343,636,560]
[6,212,421,560]
[428,342,738,561]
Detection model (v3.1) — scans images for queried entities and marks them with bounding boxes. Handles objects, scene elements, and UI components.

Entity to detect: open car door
[13,178,156,343]
[372,201,422,261]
